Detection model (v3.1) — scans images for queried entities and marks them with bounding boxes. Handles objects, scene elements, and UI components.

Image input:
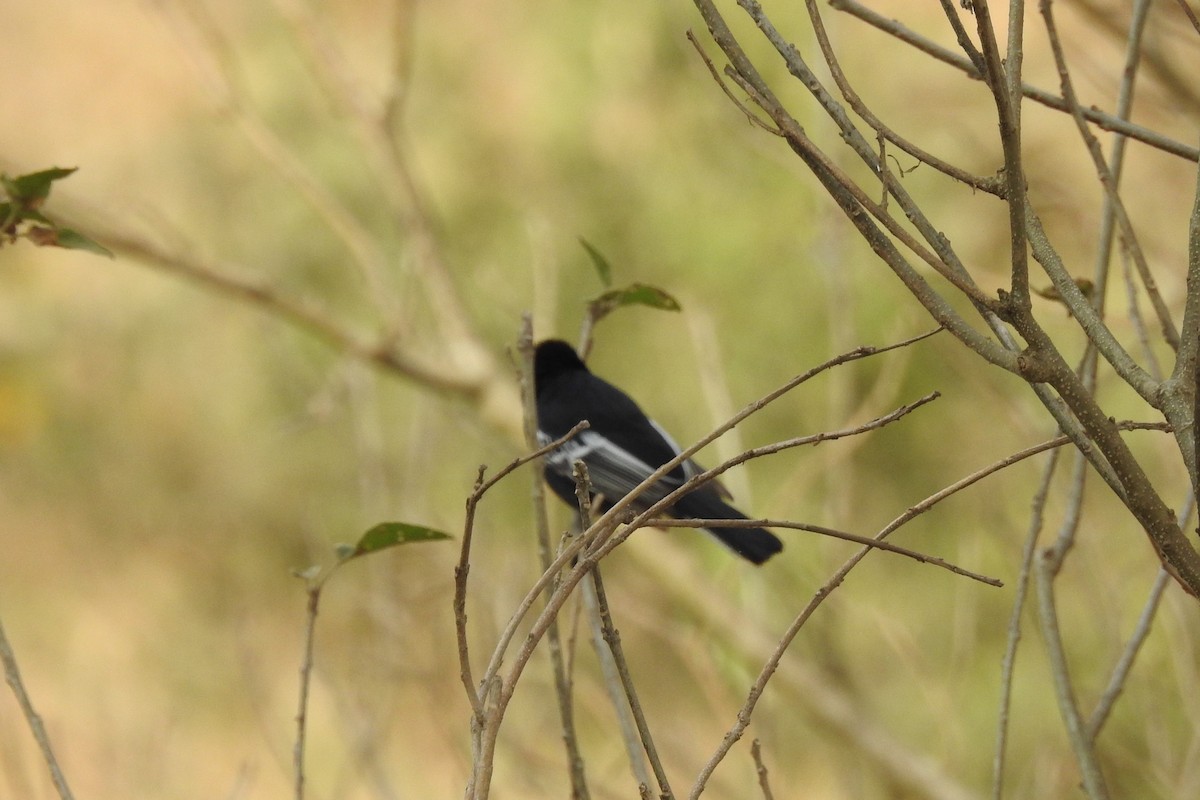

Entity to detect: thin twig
[1089,0,1151,317]
[580,577,653,790]
[1034,551,1112,799]
[1086,567,1171,740]
[991,447,1062,800]
[456,465,488,726]
[632,547,980,800]
[1175,0,1200,35]
[651,518,1001,586]
[573,468,654,793]
[1039,0,1179,351]
[831,0,1200,162]
[1169,150,1200,501]
[727,2,1005,316]
[686,30,782,136]
[937,0,986,74]
[294,585,321,800]
[971,0,1031,314]
[590,549,674,798]
[592,392,942,565]
[1086,488,1195,741]
[683,397,944,798]
[519,321,592,800]
[454,420,590,721]
[0,615,76,800]
[750,740,775,800]
[687,423,1164,797]
[802,0,1000,195]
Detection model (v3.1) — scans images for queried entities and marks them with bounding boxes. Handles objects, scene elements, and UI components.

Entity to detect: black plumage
[534,339,783,564]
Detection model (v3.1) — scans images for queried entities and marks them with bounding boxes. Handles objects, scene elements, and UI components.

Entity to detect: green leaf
[578,237,613,287]
[2,167,77,205]
[588,282,681,324]
[54,228,113,258]
[340,522,452,561]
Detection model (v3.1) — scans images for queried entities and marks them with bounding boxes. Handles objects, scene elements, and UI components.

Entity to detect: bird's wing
[540,429,682,506]
[648,419,733,501]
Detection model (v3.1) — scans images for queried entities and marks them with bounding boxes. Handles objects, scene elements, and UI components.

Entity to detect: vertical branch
[518,318,592,800]
[580,579,653,790]
[750,740,776,800]
[1032,437,1114,799]
[294,585,322,800]
[1170,151,1200,501]
[991,448,1061,800]
[573,469,654,792]
[1004,0,1027,116]
[971,0,1031,312]
[1088,0,1152,313]
[1034,552,1112,799]
[455,466,487,721]
[589,565,674,799]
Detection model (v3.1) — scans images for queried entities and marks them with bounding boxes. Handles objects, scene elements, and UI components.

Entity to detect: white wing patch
[538,428,679,503]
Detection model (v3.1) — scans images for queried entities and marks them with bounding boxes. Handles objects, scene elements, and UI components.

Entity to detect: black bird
[534,339,783,564]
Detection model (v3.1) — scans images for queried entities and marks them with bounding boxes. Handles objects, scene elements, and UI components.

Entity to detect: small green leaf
[344,521,451,560]
[2,167,77,205]
[588,282,682,324]
[54,228,113,258]
[578,237,613,287]
[608,283,681,311]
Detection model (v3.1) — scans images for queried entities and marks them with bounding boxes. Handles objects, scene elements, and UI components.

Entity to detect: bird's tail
[672,491,783,565]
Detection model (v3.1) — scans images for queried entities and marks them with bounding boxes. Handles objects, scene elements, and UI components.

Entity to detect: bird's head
[534,339,588,388]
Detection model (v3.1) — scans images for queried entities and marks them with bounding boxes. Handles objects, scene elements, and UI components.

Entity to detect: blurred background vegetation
[2,1,1198,798]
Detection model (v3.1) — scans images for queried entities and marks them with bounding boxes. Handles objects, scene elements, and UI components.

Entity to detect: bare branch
[520,322,592,800]
[750,740,776,800]
[293,585,320,800]
[991,448,1062,800]
[1039,0,1179,351]
[1035,551,1112,799]
[585,542,673,797]
[1086,568,1171,741]
[831,0,1200,162]
[970,0,1031,314]
[652,518,1001,586]
[455,420,590,722]
[802,0,1001,194]
[0,616,76,800]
